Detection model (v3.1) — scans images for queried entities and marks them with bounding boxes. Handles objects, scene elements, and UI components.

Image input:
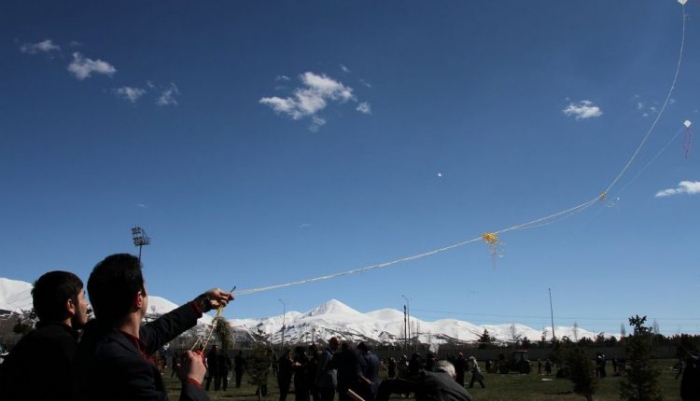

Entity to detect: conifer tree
[619,315,662,401]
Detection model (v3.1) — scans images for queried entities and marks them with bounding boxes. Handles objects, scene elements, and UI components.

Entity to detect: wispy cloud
[260,72,354,120]
[562,100,603,120]
[67,52,116,80]
[356,102,371,114]
[20,39,61,55]
[655,181,700,197]
[340,64,351,73]
[136,203,148,208]
[156,83,180,106]
[114,86,146,103]
[276,75,290,81]
[309,116,327,132]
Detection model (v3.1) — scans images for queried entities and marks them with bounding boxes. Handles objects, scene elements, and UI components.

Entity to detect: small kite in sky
[683,120,692,159]
[437,172,443,178]
[678,0,687,5]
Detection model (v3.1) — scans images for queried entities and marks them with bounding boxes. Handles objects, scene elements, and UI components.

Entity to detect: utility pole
[402,295,411,349]
[549,288,556,342]
[403,304,408,350]
[279,299,287,351]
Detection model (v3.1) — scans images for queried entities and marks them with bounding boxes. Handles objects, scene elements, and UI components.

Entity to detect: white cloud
[360,79,372,88]
[356,102,372,114]
[276,75,291,81]
[260,72,355,121]
[114,86,146,103]
[136,203,148,208]
[562,100,603,120]
[156,83,180,106]
[637,102,644,110]
[67,52,116,80]
[340,64,351,73]
[655,181,700,197]
[20,39,61,55]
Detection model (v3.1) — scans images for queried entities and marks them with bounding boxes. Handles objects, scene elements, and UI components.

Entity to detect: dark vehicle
[496,350,531,374]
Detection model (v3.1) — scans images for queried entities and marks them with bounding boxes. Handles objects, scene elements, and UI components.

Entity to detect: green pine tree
[566,344,598,401]
[619,315,662,401]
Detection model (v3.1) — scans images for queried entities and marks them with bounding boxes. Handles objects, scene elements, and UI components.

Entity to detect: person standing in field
[278,349,294,401]
[234,350,246,388]
[316,336,339,401]
[467,357,485,389]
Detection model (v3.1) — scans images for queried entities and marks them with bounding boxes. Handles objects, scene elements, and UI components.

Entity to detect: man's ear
[66,298,76,316]
[135,291,144,309]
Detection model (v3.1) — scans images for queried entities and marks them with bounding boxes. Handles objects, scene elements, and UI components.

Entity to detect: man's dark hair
[87,253,145,323]
[32,271,83,322]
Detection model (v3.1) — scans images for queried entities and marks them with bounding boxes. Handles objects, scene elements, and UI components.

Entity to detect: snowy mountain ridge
[1,278,609,345]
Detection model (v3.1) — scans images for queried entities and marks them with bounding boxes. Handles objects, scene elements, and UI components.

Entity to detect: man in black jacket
[72,253,233,401]
[0,271,89,401]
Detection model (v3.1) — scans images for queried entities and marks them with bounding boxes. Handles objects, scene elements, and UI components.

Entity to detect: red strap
[184,378,202,388]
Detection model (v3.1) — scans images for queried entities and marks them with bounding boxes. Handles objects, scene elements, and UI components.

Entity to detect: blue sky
[1,0,698,336]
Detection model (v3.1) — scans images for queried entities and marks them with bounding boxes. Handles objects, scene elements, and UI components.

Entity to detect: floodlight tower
[131,226,151,262]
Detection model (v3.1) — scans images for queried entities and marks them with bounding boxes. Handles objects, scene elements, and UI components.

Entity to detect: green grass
[165,359,684,401]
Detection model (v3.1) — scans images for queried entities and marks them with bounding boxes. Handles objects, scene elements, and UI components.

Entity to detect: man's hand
[193,288,235,312]
[176,350,207,385]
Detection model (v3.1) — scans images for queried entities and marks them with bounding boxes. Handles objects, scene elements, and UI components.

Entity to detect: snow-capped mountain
[0,278,608,344]
[0,278,33,313]
[227,299,609,346]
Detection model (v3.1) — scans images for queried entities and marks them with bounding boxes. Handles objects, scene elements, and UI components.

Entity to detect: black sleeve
[140,303,201,354]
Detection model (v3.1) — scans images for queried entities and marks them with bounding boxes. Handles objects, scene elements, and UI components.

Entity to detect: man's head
[87,254,147,324]
[357,342,370,354]
[328,336,340,351]
[32,271,88,328]
[435,361,456,378]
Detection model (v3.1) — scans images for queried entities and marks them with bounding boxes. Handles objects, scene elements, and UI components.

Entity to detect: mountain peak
[303,299,361,317]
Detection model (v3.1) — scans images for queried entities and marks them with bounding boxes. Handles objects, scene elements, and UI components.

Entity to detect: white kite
[678,0,687,5]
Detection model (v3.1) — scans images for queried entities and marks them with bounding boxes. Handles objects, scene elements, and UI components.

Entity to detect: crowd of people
[261,340,476,401]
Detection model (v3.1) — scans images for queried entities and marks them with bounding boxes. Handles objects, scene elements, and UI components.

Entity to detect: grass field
[165,359,684,401]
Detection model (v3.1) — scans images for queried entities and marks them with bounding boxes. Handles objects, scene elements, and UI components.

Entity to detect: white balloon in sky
[684,120,692,128]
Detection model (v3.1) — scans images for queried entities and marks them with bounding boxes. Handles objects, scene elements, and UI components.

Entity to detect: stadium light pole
[402,294,411,349]
[279,299,287,351]
[131,226,151,262]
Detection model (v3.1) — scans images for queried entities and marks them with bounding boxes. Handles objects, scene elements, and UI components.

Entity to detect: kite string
[604,4,687,194]
[234,4,688,297]
[613,126,687,198]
